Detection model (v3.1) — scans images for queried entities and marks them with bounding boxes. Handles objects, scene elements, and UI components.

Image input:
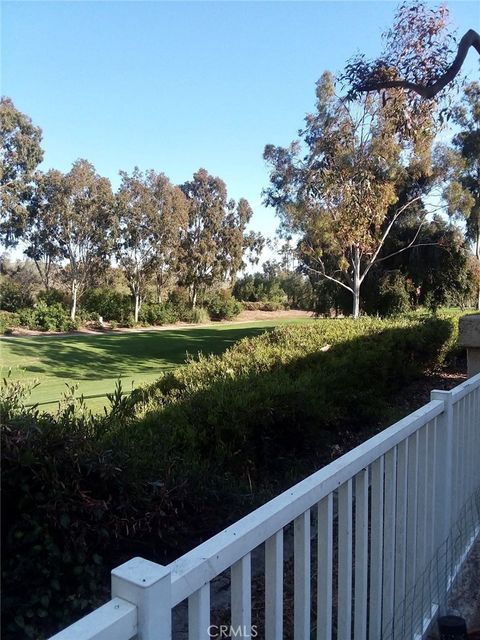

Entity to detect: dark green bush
[206,292,243,320]
[363,271,412,317]
[17,302,74,332]
[81,288,132,323]
[0,280,33,312]
[167,288,194,321]
[0,381,187,640]
[37,288,68,307]
[138,302,178,326]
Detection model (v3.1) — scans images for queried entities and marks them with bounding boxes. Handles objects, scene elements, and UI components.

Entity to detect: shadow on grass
[1,326,272,381]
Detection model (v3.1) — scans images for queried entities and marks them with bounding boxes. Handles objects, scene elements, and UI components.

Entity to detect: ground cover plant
[1,314,460,639]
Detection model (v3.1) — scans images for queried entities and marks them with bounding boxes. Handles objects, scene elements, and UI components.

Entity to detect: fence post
[111,556,172,640]
[431,389,454,550]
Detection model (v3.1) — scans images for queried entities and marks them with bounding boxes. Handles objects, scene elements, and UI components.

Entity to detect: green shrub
[125,313,137,328]
[37,288,68,307]
[167,289,193,321]
[0,311,19,334]
[0,280,33,312]
[206,292,243,320]
[128,316,457,483]
[18,302,72,332]
[190,307,210,324]
[0,380,224,639]
[81,288,132,323]
[138,302,178,326]
[364,271,412,317]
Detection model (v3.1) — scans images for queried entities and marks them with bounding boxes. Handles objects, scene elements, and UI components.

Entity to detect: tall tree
[264,72,437,318]
[180,169,259,306]
[0,97,44,246]
[219,197,264,285]
[438,81,480,307]
[31,160,114,319]
[115,168,188,321]
[25,173,63,290]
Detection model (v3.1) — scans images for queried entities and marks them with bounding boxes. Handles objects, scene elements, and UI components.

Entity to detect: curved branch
[358,29,480,99]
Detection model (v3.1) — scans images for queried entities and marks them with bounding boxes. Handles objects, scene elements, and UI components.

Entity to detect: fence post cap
[430,388,453,401]
[111,557,170,588]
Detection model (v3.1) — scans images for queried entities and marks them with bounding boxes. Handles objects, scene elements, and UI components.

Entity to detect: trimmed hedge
[124,315,458,482]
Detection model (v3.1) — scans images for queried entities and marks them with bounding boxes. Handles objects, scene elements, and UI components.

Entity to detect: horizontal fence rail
[50,373,480,640]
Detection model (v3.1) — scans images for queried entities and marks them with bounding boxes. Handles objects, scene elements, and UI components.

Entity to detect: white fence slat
[265,530,283,640]
[369,456,384,640]
[416,426,429,585]
[405,432,419,599]
[188,584,210,640]
[426,420,437,576]
[394,438,408,603]
[393,438,408,635]
[338,480,353,639]
[382,448,397,632]
[231,554,251,635]
[354,469,369,640]
[453,402,461,523]
[294,510,311,640]
[317,494,333,640]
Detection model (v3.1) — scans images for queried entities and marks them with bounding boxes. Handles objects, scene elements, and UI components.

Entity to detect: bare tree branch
[304,262,354,294]
[357,29,480,99]
[360,195,424,282]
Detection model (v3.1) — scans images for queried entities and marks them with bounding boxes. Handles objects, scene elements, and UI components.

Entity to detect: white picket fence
[50,373,480,640]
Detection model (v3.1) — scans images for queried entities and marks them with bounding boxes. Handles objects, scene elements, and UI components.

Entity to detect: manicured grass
[0,319,314,411]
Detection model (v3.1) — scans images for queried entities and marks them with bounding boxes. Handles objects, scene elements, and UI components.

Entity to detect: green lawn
[0,318,314,411]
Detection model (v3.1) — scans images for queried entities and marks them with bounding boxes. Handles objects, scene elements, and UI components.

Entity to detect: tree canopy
[0,97,44,246]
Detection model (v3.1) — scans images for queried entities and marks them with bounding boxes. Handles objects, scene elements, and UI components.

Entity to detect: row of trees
[0,98,263,321]
[263,2,479,317]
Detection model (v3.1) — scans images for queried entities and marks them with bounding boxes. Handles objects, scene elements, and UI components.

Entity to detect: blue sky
[2,0,479,254]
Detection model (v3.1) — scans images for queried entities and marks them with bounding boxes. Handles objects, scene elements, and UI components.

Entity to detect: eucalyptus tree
[0,97,44,246]
[150,172,189,303]
[31,160,115,320]
[438,82,480,307]
[264,72,437,318]
[115,169,188,320]
[180,169,260,306]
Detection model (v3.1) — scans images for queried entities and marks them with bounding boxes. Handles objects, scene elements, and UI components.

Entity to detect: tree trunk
[71,282,78,321]
[353,282,360,319]
[476,233,480,311]
[352,247,361,319]
[134,294,140,323]
[191,287,197,309]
